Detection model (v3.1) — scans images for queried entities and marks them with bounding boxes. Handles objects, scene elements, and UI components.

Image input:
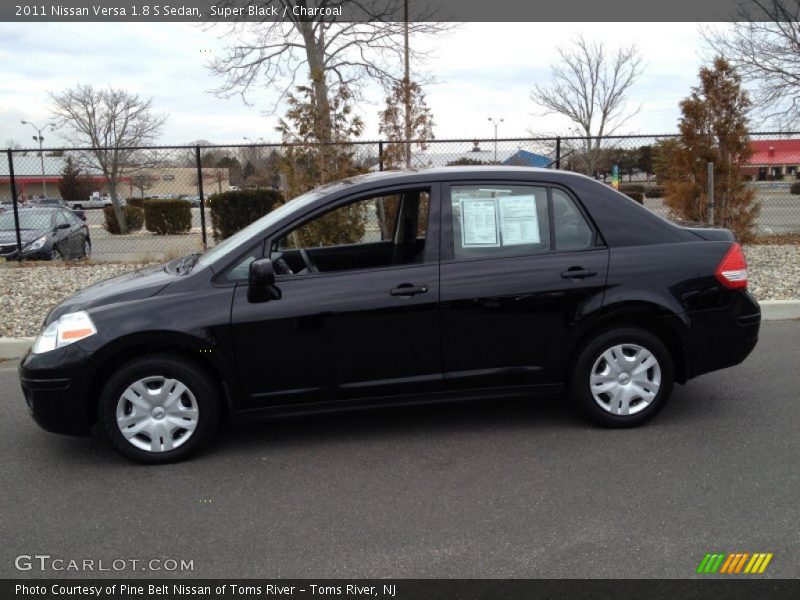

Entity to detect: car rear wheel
[571,327,674,427]
[100,355,220,464]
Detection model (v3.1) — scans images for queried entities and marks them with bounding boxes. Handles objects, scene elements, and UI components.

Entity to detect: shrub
[126,197,146,209]
[619,183,645,194]
[791,182,800,195]
[623,191,644,205]
[103,205,144,234]
[208,188,284,242]
[644,185,665,198]
[144,199,192,235]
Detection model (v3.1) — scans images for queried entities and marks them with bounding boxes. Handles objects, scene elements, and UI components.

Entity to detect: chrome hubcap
[590,343,661,416]
[115,376,199,453]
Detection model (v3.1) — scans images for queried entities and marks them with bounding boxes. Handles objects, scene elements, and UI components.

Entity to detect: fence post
[6,150,23,261]
[378,141,384,172]
[195,145,208,250]
[555,136,562,169]
[707,161,714,226]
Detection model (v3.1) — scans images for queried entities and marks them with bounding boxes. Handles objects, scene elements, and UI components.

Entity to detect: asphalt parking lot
[1,321,798,579]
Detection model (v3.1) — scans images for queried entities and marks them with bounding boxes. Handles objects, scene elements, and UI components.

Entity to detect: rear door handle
[390,284,429,297]
[561,268,597,279]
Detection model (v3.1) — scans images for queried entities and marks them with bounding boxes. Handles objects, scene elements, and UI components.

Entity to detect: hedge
[144,199,192,235]
[103,205,144,234]
[619,184,646,194]
[623,191,644,205]
[644,185,665,198]
[208,188,284,242]
[126,197,146,209]
[791,182,800,195]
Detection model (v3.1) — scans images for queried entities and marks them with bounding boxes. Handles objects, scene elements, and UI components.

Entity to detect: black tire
[73,204,82,210]
[570,327,674,428]
[49,247,63,261]
[99,355,221,464]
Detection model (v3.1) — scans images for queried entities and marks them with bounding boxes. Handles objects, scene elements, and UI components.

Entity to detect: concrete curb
[760,300,800,322]
[0,338,34,360]
[1,300,798,361]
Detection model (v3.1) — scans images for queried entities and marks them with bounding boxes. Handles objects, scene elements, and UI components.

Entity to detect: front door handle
[390,284,429,297]
[561,267,597,279]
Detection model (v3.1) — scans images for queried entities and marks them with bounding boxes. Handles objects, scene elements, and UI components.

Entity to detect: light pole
[21,120,56,198]
[488,117,503,163]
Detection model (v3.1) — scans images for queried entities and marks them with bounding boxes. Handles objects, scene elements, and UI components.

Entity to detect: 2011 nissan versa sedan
[19,167,760,463]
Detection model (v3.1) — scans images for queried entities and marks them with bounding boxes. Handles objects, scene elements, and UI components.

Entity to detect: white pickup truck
[67,195,125,210]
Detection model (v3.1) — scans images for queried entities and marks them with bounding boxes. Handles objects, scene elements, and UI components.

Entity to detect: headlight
[25,236,47,251]
[32,311,97,354]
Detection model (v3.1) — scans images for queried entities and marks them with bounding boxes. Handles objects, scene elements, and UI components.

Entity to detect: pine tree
[378,80,434,169]
[57,156,92,201]
[276,83,367,247]
[662,58,759,240]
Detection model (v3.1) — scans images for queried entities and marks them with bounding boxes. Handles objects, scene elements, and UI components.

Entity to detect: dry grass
[750,233,800,245]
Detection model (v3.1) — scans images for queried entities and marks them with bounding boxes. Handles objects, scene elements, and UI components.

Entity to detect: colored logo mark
[697,552,773,574]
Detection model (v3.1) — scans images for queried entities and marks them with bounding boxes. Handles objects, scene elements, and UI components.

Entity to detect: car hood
[47,264,174,323]
[0,229,44,245]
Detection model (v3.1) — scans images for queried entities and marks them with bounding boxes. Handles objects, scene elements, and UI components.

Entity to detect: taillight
[715,243,748,289]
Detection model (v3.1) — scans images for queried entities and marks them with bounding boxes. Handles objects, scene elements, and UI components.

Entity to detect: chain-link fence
[2,133,799,262]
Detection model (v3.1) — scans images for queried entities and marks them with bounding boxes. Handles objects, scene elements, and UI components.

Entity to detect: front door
[439,182,609,390]
[230,187,442,408]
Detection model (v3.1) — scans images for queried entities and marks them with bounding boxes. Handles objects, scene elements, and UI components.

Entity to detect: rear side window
[552,189,594,251]
[449,185,550,261]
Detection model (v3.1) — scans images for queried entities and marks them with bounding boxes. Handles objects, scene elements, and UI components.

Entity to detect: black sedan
[19,167,759,463]
[0,207,91,261]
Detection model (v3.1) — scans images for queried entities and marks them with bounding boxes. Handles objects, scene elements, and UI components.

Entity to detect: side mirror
[74,210,86,221]
[249,258,276,286]
[55,222,70,230]
[248,258,281,303]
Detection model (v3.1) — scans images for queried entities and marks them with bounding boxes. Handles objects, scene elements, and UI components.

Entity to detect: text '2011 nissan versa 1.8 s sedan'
[19,167,760,463]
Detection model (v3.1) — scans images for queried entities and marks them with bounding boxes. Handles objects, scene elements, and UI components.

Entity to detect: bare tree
[531,35,642,175]
[208,1,449,175]
[50,85,166,233]
[703,2,800,128]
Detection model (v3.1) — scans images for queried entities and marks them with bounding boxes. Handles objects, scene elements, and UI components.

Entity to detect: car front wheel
[100,355,220,464]
[571,327,674,427]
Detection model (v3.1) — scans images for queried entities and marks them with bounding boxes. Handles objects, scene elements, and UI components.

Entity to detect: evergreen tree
[661,58,759,240]
[378,80,434,169]
[57,156,92,201]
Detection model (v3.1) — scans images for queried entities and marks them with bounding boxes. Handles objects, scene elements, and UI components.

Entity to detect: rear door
[439,181,609,390]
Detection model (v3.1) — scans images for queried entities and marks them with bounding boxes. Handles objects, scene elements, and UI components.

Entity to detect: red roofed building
[744,139,800,180]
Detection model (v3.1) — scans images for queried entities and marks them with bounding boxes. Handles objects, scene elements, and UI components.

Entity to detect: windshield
[0,211,51,231]
[196,187,328,269]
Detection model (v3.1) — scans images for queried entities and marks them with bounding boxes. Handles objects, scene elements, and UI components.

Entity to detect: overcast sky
[0,22,725,148]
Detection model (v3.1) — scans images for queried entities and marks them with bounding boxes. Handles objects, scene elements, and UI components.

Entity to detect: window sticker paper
[498,194,540,245]
[460,198,500,247]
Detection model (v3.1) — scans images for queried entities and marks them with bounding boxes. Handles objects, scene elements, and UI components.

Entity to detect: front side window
[272,189,430,276]
[449,185,550,261]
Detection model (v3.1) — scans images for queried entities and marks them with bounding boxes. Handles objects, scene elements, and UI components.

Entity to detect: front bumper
[19,343,98,436]
[1,246,53,261]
